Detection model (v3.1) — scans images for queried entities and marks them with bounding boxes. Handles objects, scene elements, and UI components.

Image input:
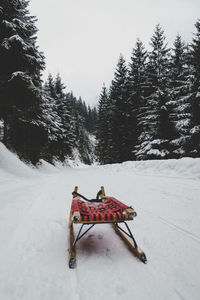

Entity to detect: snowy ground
[0,142,200,300]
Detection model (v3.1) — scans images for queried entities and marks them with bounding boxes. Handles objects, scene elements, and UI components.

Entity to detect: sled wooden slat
[112,223,147,263]
[68,211,76,268]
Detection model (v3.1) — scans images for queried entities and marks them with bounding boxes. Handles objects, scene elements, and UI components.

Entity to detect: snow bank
[0,142,88,179]
[102,157,200,179]
[0,142,36,177]
[1,140,200,180]
[63,148,88,168]
[37,159,59,173]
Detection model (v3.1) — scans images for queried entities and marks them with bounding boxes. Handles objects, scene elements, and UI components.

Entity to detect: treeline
[96,23,200,164]
[43,73,97,164]
[0,0,97,164]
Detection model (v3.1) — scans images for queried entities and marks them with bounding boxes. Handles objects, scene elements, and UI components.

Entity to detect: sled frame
[68,186,147,268]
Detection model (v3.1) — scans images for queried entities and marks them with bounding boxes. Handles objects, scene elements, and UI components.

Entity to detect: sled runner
[68,186,147,268]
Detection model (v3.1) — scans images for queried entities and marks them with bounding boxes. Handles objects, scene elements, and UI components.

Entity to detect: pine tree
[67,91,96,164]
[43,74,63,162]
[85,105,97,133]
[91,107,98,133]
[128,39,148,159]
[96,84,110,164]
[44,73,56,99]
[188,20,200,156]
[169,35,192,157]
[44,74,76,161]
[0,0,45,164]
[108,54,130,163]
[137,25,175,159]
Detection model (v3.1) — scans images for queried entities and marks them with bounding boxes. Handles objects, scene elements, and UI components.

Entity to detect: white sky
[29,0,200,106]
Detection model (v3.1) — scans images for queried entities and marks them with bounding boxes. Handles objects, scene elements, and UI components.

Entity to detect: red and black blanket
[72,197,132,222]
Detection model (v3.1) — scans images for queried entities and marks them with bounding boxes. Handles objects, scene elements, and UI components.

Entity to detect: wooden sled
[68,186,147,268]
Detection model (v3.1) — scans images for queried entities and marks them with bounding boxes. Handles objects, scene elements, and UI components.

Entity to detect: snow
[191,125,200,134]
[176,118,190,128]
[2,35,28,51]
[8,71,26,82]
[37,159,60,174]
[2,20,15,30]
[147,148,169,157]
[0,142,36,178]
[0,120,3,140]
[195,91,200,98]
[0,142,200,300]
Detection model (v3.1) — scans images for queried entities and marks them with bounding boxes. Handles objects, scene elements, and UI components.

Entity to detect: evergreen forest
[0,1,200,165]
[96,24,200,163]
[0,0,97,164]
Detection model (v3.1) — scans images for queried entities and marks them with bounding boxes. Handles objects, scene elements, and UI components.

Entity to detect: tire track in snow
[173,287,186,300]
[69,269,80,300]
[157,215,200,243]
[124,170,200,182]
[140,207,200,243]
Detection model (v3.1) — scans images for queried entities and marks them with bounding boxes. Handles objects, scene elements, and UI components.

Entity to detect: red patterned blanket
[71,197,133,222]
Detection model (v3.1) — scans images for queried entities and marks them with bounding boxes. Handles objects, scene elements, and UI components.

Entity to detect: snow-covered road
[0,147,200,300]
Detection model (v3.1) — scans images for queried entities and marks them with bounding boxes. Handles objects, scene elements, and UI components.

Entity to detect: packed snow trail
[0,155,200,299]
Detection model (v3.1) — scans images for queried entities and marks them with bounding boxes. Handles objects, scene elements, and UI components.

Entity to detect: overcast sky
[29,0,200,106]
